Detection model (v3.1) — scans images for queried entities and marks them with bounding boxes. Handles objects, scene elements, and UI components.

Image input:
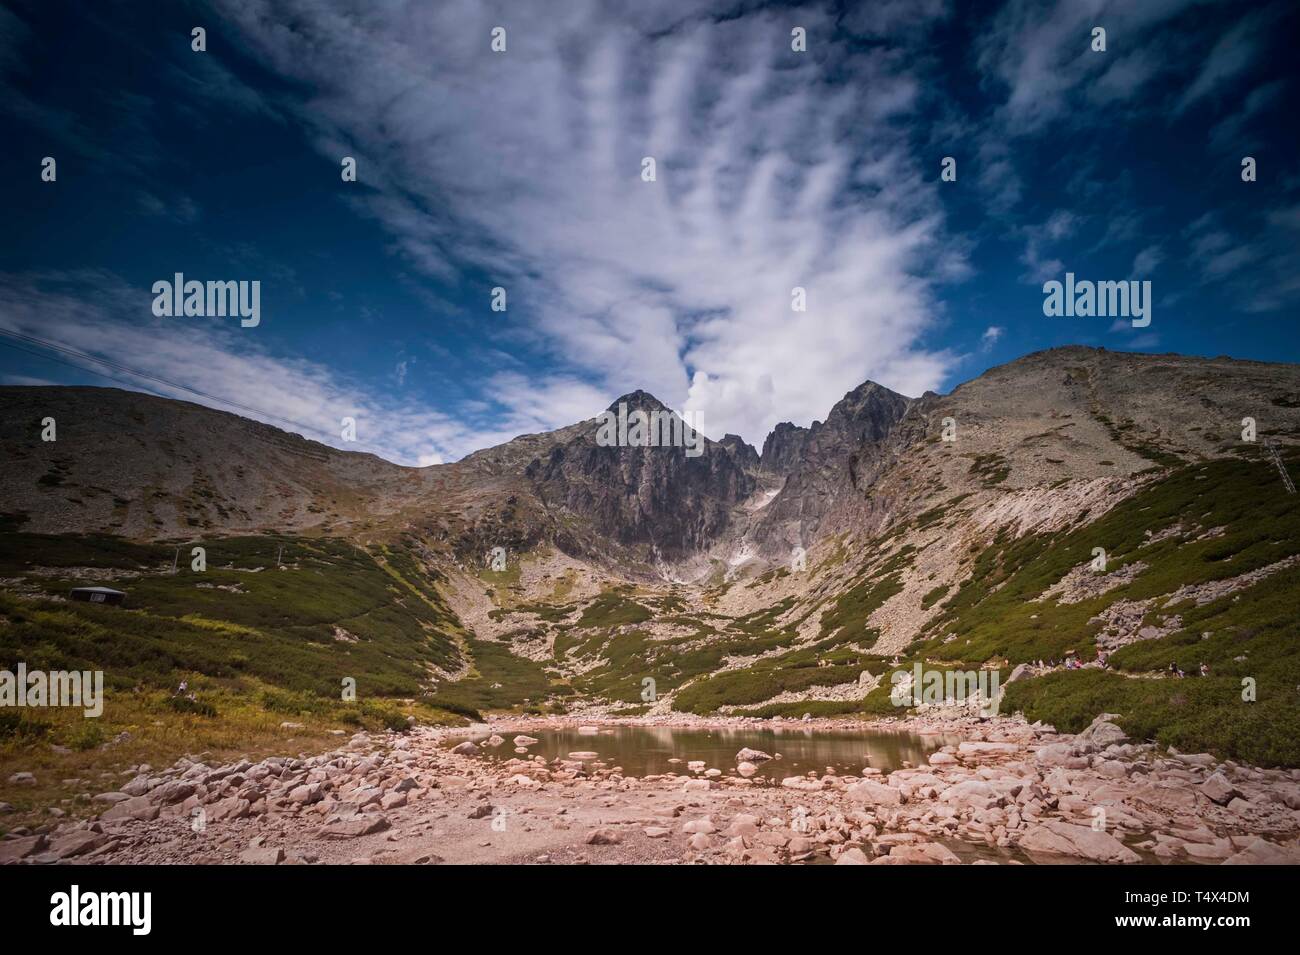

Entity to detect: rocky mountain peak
[607,390,670,415]
[759,422,811,477]
[719,434,760,473]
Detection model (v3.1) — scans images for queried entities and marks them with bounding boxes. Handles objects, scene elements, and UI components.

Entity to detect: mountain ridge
[3,345,1300,764]
[5,346,1300,564]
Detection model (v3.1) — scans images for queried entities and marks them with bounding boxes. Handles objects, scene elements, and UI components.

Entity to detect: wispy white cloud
[1174,6,1280,114]
[208,0,966,443]
[977,0,1232,135]
[0,270,534,465]
[1131,245,1163,278]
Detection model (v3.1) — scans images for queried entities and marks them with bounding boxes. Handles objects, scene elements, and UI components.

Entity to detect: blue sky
[1,0,1297,465]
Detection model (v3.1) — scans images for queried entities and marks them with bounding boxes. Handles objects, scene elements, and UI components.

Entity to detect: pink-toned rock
[206,796,251,822]
[688,832,713,851]
[887,842,962,864]
[846,780,902,806]
[0,835,47,863]
[1200,772,1237,806]
[101,795,160,823]
[239,846,285,864]
[835,847,870,865]
[50,832,109,859]
[1222,838,1300,865]
[318,814,390,839]
[726,814,760,838]
[1019,821,1140,863]
[958,742,1019,757]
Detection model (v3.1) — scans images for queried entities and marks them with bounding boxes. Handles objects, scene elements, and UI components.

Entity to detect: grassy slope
[643,453,1300,765]
[5,449,1297,770]
[0,533,463,697]
[0,531,479,820]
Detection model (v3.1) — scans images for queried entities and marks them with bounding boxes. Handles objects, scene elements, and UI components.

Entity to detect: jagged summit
[607,389,672,414]
[3,348,1300,565]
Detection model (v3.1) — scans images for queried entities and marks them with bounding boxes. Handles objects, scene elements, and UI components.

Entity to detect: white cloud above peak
[212,0,966,445]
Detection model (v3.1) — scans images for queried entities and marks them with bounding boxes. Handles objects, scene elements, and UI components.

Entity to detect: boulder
[1200,772,1237,806]
[688,833,713,851]
[239,846,285,865]
[121,776,154,797]
[1019,821,1140,863]
[0,835,47,863]
[957,742,1019,756]
[206,796,251,823]
[288,784,323,805]
[887,842,962,864]
[726,814,760,839]
[101,796,160,823]
[1222,838,1300,865]
[1084,719,1128,748]
[50,832,109,859]
[939,779,999,810]
[152,781,196,805]
[846,780,903,806]
[1034,743,1076,767]
[834,847,870,865]
[318,814,390,839]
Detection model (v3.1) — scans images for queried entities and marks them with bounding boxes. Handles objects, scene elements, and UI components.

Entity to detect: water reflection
[453,724,960,778]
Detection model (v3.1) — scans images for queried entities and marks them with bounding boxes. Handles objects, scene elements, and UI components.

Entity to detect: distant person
[1199,662,1211,677]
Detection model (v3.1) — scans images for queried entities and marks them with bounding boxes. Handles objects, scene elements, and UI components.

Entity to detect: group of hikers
[1028,653,1211,678]
[1168,661,1212,679]
[1032,651,1103,671]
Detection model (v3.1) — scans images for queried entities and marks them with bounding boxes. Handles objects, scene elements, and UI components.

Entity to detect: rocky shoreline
[3,714,1299,865]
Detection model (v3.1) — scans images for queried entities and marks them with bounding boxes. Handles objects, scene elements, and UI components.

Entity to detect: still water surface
[456,724,960,778]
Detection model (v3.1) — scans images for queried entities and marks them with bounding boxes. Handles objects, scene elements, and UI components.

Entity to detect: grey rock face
[718,434,760,474]
[759,422,812,477]
[523,391,756,558]
[753,380,911,547]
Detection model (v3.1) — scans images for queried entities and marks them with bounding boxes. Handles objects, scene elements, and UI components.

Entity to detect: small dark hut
[69,586,126,606]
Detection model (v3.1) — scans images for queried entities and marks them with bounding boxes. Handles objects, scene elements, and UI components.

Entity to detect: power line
[1265,439,1296,494]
